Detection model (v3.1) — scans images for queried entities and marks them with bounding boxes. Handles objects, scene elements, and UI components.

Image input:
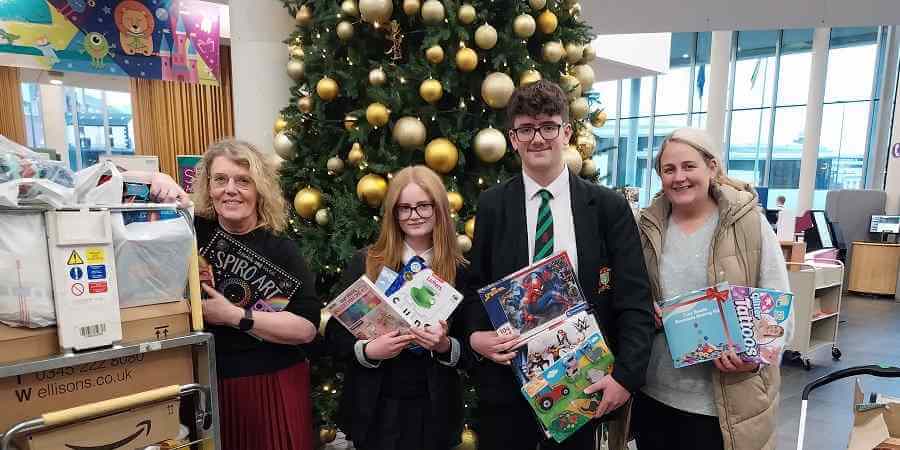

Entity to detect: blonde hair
[365,166,466,284]
[192,139,288,233]
[655,127,749,193]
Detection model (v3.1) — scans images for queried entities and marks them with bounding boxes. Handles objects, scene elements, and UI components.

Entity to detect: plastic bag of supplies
[0,135,74,208]
[112,209,193,308]
[0,212,56,327]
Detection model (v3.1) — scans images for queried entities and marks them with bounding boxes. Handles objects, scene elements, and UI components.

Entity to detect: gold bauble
[519,69,542,86]
[571,3,582,21]
[542,41,564,63]
[357,174,388,207]
[537,10,558,34]
[421,0,445,24]
[571,64,595,91]
[419,79,444,104]
[475,24,498,50]
[359,0,393,24]
[274,117,288,133]
[344,115,358,131]
[455,47,478,72]
[426,45,445,64]
[366,102,391,127]
[473,127,507,163]
[559,74,582,100]
[570,97,589,120]
[315,208,331,226]
[563,145,583,174]
[341,0,360,17]
[319,426,338,444]
[513,14,536,38]
[402,0,421,15]
[424,138,459,174]
[582,45,597,62]
[464,217,475,240]
[447,192,463,213]
[369,67,387,86]
[457,234,472,253]
[290,46,305,60]
[457,4,476,24]
[327,156,345,174]
[348,143,365,166]
[565,43,584,64]
[591,110,608,128]
[481,72,515,109]
[295,5,313,26]
[297,96,313,113]
[392,116,427,149]
[316,77,339,101]
[273,132,296,159]
[287,60,305,81]
[528,0,547,11]
[294,187,323,219]
[336,21,354,41]
[576,133,596,158]
[580,158,598,177]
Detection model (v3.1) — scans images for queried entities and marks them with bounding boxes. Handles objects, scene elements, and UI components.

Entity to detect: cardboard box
[0,300,192,365]
[17,399,180,450]
[848,380,900,450]
[45,210,123,351]
[0,346,193,432]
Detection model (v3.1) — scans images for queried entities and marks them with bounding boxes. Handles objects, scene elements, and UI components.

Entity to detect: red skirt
[218,361,314,450]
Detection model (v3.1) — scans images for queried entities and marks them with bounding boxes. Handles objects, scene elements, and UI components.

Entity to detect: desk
[848,242,900,295]
[781,241,806,271]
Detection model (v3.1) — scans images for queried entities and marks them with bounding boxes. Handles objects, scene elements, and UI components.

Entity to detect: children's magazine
[730,286,794,366]
[479,252,585,344]
[660,282,745,368]
[326,269,462,340]
[520,332,615,443]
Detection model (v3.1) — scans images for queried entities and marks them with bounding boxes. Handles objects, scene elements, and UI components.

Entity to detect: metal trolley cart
[797,365,900,450]
[0,333,221,450]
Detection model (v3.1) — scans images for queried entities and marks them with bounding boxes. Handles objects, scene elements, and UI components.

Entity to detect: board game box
[660,282,745,368]
[730,286,794,366]
[511,303,602,384]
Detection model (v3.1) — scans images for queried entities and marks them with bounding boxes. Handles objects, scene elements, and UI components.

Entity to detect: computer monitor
[803,210,836,251]
[870,215,900,234]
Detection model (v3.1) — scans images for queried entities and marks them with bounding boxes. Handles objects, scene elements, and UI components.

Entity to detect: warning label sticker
[88,281,108,294]
[69,267,84,281]
[67,251,84,265]
[85,248,105,264]
[71,283,85,296]
[86,265,106,280]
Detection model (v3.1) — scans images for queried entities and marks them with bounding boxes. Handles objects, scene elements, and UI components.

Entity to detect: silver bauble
[274,132,296,159]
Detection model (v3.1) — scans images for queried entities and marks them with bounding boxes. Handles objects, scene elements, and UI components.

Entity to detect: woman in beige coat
[633,128,791,450]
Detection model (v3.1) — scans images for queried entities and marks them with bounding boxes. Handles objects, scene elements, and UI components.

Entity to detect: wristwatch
[238,307,254,332]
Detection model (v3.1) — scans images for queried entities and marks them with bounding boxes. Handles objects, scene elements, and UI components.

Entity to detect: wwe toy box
[45,209,122,351]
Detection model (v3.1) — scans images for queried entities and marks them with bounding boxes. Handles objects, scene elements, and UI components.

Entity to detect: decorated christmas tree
[274,0,605,439]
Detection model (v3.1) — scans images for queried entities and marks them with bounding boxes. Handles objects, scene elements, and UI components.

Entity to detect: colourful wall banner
[0,0,220,85]
[176,154,201,193]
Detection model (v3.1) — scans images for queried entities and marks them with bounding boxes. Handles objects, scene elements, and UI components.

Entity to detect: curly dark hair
[506,79,570,126]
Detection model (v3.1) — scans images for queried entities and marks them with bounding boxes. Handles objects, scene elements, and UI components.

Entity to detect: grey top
[641,212,791,416]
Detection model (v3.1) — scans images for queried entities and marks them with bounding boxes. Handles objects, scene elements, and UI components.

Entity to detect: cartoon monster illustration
[114,0,155,56]
[81,32,115,68]
[0,28,21,45]
[409,285,436,309]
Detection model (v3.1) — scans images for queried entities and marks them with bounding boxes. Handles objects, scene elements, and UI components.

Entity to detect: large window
[64,87,134,170]
[21,83,45,149]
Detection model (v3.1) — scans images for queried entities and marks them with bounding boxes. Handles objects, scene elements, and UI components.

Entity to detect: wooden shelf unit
[786,260,844,369]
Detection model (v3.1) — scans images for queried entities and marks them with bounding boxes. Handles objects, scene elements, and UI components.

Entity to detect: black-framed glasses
[396,203,434,221]
[511,123,563,142]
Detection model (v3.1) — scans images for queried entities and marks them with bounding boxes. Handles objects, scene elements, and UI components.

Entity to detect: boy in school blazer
[459,80,656,450]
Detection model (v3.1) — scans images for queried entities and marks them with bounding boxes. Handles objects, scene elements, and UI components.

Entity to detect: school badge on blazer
[597,267,611,293]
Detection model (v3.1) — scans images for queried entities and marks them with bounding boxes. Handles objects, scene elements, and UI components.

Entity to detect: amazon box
[0,346,192,432]
[16,399,180,450]
[848,380,900,450]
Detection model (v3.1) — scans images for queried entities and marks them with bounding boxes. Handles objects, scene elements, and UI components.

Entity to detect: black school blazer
[325,250,470,448]
[457,172,655,406]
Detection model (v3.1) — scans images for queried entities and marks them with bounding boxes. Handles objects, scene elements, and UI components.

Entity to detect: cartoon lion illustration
[115,1,155,56]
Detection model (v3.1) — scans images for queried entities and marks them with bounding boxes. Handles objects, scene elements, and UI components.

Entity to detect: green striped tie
[533,189,554,262]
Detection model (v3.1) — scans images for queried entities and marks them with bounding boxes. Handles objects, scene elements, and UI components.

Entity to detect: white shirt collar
[523,166,570,201]
[402,241,434,266]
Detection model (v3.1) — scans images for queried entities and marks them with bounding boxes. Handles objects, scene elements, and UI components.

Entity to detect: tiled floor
[777,294,900,450]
